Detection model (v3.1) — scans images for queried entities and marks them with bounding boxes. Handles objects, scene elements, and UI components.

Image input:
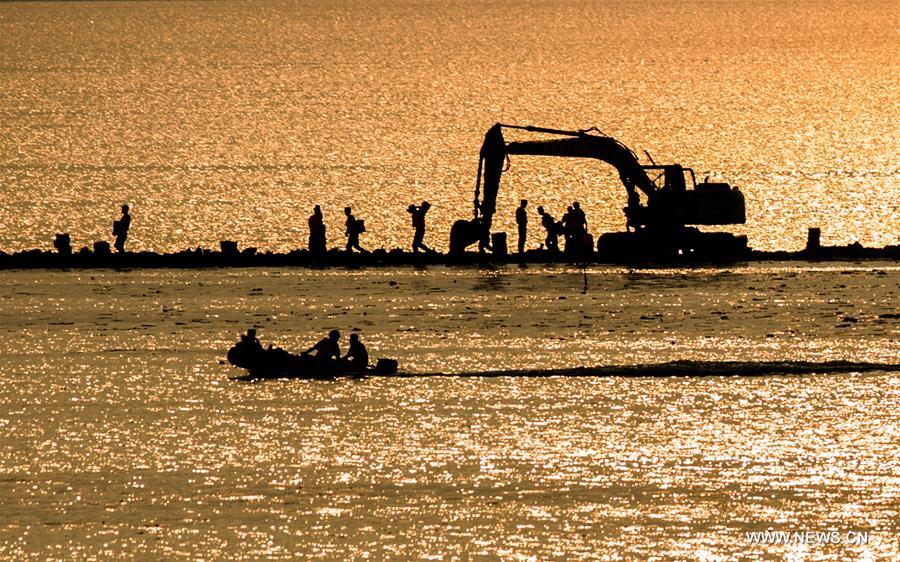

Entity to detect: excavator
[449,124,748,260]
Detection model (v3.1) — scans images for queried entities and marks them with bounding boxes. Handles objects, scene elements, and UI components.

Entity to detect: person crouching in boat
[342,333,369,372]
[239,328,263,353]
[303,329,341,364]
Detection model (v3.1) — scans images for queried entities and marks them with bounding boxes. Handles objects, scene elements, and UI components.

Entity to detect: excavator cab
[642,164,746,227]
[659,164,687,192]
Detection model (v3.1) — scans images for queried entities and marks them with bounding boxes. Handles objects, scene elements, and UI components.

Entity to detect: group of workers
[526,200,592,255]
[101,198,595,257]
[308,199,593,256]
[92,201,436,256]
[308,205,372,255]
[307,201,436,256]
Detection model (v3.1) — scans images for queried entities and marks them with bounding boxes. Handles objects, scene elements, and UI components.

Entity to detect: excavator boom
[476,124,655,224]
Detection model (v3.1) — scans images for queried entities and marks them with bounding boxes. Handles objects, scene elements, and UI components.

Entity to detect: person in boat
[240,328,263,352]
[303,329,341,363]
[342,333,369,371]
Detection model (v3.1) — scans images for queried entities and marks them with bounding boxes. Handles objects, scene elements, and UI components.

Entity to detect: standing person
[308,205,326,256]
[515,199,528,253]
[561,205,575,254]
[537,206,559,253]
[113,204,131,253]
[344,207,367,253]
[625,190,641,232]
[571,201,587,233]
[408,201,434,253]
[570,201,590,254]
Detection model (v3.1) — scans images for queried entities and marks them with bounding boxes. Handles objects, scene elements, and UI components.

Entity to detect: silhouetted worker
[537,206,559,252]
[342,333,369,371]
[308,205,327,256]
[408,201,435,253]
[240,328,262,352]
[515,199,528,253]
[561,205,575,251]
[570,201,590,254]
[113,204,131,253]
[303,329,341,362]
[344,207,367,253]
[625,190,641,232]
[571,201,587,232]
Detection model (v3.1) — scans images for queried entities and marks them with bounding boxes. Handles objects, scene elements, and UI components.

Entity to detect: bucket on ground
[220,240,239,256]
[93,241,111,256]
[491,232,508,256]
[806,228,821,252]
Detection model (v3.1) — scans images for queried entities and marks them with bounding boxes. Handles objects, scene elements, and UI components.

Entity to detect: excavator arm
[474,124,654,236]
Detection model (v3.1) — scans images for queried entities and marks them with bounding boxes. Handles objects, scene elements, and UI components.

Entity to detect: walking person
[408,201,435,253]
[515,199,528,253]
[344,207,367,253]
[113,204,131,253]
[308,205,327,256]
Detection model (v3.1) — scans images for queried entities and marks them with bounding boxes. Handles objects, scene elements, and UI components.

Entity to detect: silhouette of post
[53,233,72,255]
[220,240,239,256]
[806,227,821,253]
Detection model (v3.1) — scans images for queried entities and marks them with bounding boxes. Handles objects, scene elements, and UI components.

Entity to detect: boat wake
[402,360,900,379]
[231,360,900,381]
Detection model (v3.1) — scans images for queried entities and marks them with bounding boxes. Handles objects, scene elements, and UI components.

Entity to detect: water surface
[0,264,897,559]
[1,0,897,253]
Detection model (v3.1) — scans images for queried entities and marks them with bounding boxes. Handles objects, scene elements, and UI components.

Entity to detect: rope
[473,154,483,219]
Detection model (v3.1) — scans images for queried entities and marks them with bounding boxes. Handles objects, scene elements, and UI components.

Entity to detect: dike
[0,243,897,270]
